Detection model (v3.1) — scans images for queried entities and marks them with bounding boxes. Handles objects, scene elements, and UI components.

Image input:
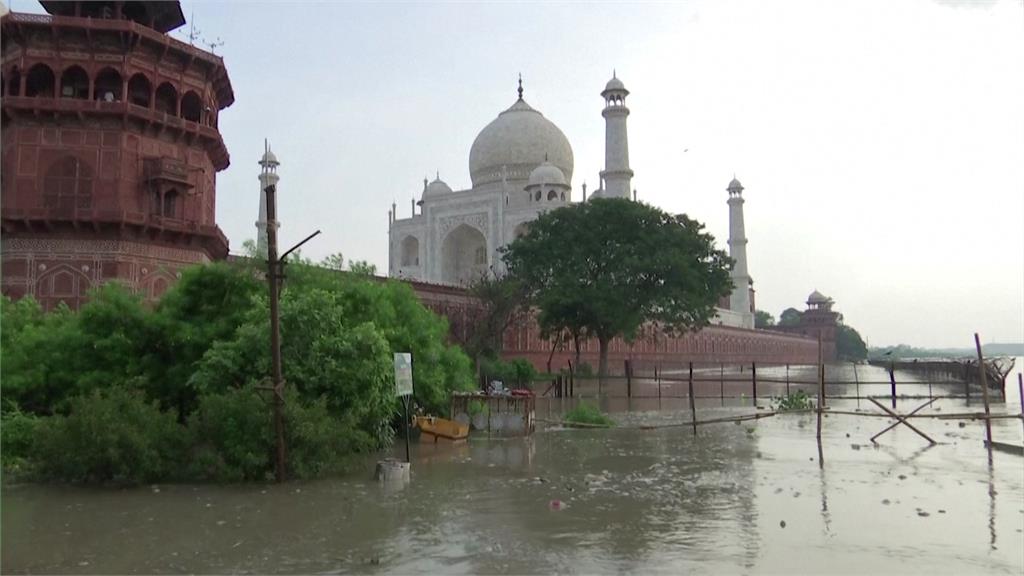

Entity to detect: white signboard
[394,353,413,397]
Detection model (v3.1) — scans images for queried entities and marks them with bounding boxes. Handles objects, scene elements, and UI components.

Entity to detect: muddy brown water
[3,363,1023,574]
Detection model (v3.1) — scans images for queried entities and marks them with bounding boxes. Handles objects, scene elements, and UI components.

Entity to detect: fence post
[785,364,790,396]
[751,362,757,407]
[974,333,993,449]
[625,359,632,398]
[688,361,697,436]
[888,364,896,409]
[852,361,860,408]
[570,369,574,398]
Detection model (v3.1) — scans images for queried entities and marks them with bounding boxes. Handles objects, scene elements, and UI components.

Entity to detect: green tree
[465,273,527,362]
[321,252,345,270]
[347,260,377,276]
[503,198,733,377]
[836,323,868,361]
[754,309,775,329]
[779,307,802,327]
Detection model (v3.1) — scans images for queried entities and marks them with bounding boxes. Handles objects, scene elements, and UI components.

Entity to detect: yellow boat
[413,415,469,443]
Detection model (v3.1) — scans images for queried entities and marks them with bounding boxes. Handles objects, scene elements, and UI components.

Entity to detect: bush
[772,390,814,412]
[1,408,41,474]
[186,387,272,482]
[481,357,538,387]
[563,403,615,427]
[285,391,377,478]
[34,386,186,483]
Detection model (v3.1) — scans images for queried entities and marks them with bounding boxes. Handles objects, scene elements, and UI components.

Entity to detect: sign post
[394,353,414,463]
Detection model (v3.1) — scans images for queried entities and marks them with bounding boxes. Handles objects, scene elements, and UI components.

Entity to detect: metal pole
[888,363,897,409]
[404,396,411,463]
[751,362,757,407]
[974,333,993,449]
[853,361,860,408]
[786,364,790,396]
[265,183,286,483]
[688,362,697,436]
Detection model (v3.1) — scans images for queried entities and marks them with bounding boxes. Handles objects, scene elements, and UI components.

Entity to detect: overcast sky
[16,0,1023,348]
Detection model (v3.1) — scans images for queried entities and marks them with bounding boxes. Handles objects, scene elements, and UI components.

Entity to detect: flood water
[3,362,1023,574]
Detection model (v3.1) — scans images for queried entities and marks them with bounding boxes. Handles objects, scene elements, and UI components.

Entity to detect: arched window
[400,236,420,266]
[43,156,94,213]
[560,192,566,201]
[155,82,177,115]
[7,67,21,96]
[25,63,55,98]
[127,73,151,107]
[181,90,202,122]
[60,66,89,99]
[534,190,542,202]
[163,188,179,218]
[547,189,557,201]
[93,67,122,101]
[474,246,487,265]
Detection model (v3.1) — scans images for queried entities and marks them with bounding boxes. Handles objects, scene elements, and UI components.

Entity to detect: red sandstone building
[1,1,232,310]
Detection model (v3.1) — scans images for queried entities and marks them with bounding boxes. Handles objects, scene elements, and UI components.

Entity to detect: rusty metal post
[688,362,697,436]
[751,362,757,407]
[265,183,286,483]
[888,363,897,409]
[974,333,993,448]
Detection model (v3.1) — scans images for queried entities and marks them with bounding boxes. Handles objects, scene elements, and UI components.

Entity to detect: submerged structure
[1,1,233,309]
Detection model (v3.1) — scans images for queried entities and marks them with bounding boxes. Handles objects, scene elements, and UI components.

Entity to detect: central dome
[469,98,573,188]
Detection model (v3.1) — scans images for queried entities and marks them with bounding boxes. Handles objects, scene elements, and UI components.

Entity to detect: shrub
[772,390,814,412]
[33,386,186,483]
[481,357,538,387]
[563,403,615,427]
[186,387,272,482]
[285,391,377,478]
[1,408,41,474]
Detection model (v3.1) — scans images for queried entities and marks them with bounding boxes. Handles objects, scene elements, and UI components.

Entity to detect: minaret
[600,71,634,199]
[727,176,753,328]
[256,143,280,258]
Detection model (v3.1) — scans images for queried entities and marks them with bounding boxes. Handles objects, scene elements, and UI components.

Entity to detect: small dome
[727,177,743,191]
[604,75,625,92]
[807,290,829,304]
[259,149,279,167]
[527,161,567,187]
[423,177,453,198]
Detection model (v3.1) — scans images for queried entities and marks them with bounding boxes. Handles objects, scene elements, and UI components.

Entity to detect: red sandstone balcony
[1,12,234,107]
[0,97,230,170]
[1,206,229,260]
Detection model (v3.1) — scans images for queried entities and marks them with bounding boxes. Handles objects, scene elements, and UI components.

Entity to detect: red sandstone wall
[402,278,820,370]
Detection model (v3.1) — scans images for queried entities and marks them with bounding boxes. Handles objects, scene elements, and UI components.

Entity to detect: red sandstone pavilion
[1,1,232,310]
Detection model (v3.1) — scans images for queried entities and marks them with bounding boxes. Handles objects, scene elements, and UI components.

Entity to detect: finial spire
[544,152,548,162]
[613,68,617,79]
[517,73,523,100]
[436,170,439,180]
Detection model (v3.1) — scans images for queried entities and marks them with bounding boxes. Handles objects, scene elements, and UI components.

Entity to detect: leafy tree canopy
[754,309,775,329]
[779,307,803,327]
[502,198,733,375]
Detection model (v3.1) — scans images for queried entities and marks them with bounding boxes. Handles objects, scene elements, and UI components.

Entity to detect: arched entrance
[441,224,487,285]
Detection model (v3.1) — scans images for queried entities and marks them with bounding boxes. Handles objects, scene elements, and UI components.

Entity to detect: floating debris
[779,520,787,528]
